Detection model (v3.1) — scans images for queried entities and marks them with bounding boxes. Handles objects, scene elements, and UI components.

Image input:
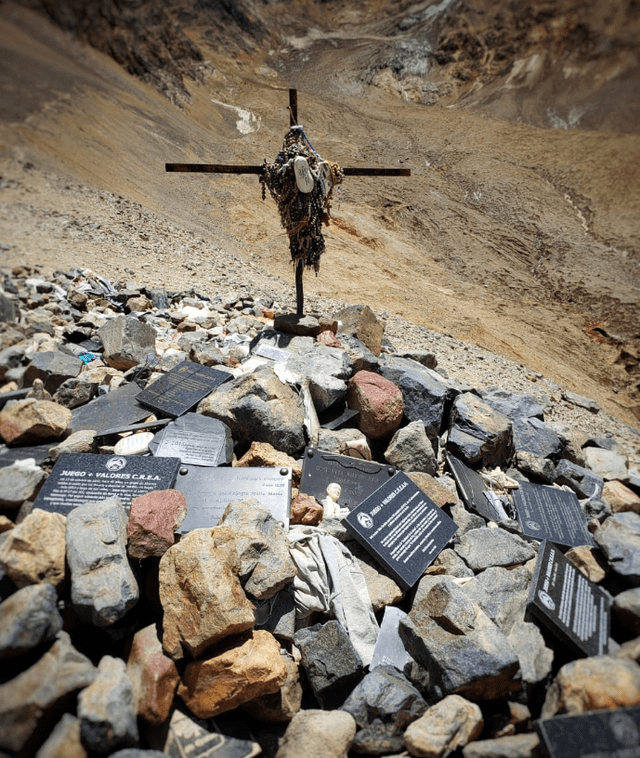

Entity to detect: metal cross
[166,89,410,315]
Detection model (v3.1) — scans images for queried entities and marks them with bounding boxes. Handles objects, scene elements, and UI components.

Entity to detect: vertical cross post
[289,88,298,127]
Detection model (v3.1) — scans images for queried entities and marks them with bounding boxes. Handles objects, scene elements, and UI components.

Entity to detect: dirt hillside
[0,0,639,429]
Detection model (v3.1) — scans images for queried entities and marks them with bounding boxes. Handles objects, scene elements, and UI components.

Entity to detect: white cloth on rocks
[288,525,379,666]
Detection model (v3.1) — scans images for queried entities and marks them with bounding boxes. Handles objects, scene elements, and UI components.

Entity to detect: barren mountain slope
[0,0,639,428]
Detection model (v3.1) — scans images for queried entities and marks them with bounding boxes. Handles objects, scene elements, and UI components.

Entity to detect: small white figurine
[321,482,349,520]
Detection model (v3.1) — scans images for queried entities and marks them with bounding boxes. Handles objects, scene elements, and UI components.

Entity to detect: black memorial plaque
[527,540,610,658]
[149,412,233,466]
[535,706,640,758]
[344,472,458,590]
[0,442,52,468]
[513,482,594,548]
[136,362,231,417]
[446,453,511,521]
[300,447,396,510]
[33,453,181,516]
[173,466,292,532]
[70,382,151,434]
[94,418,172,440]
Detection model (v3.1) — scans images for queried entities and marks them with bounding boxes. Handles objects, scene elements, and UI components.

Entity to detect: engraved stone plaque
[254,343,291,363]
[32,453,181,516]
[136,362,231,417]
[0,442,52,468]
[535,706,640,758]
[149,413,233,466]
[173,466,292,533]
[70,382,151,434]
[344,472,458,590]
[527,540,611,658]
[513,482,594,548]
[300,447,396,511]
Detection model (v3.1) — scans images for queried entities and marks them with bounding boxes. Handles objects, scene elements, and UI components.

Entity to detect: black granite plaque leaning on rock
[136,362,231,417]
[32,453,181,516]
[70,381,152,434]
[344,472,458,590]
[527,540,611,658]
[446,452,510,521]
[300,447,396,510]
[513,482,594,548]
[148,412,233,466]
[173,465,292,533]
[535,706,640,758]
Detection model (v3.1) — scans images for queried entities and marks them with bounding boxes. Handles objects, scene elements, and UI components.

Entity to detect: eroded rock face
[177,630,288,718]
[159,526,255,660]
[78,655,139,754]
[66,497,139,627]
[400,578,521,701]
[197,365,306,456]
[0,631,96,756]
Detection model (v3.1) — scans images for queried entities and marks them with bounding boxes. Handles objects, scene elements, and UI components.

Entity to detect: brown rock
[127,489,187,559]
[404,694,484,758]
[336,304,384,356]
[290,492,324,526]
[0,514,14,533]
[126,623,180,725]
[0,508,67,589]
[49,429,96,461]
[565,545,608,583]
[241,651,303,723]
[235,440,302,487]
[347,370,403,440]
[541,655,640,718]
[275,709,357,758]
[408,471,459,508]
[159,526,255,660]
[603,480,640,513]
[0,631,96,755]
[35,713,87,758]
[178,630,288,718]
[0,398,72,445]
[461,733,540,758]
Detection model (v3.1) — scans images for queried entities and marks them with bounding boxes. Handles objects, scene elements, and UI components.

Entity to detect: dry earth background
[0,0,639,441]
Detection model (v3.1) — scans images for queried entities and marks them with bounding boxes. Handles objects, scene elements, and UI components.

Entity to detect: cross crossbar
[165,89,410,314]
[165,163,411,177]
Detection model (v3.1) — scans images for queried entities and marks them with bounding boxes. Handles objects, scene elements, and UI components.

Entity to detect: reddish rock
[317,330,343,347]
[178,630,288,718]
[408,472,458,509]
[159,526,255,660]
[0,398,72,445]
[290,493,323,526]
[541,655,640,717]
[126,623,180,725]
[565,545,608,583]
[347,370,403,440]
[127,489,187,559]
[0,508,67,589]
[603,480,640,513]
[235,440,302,487]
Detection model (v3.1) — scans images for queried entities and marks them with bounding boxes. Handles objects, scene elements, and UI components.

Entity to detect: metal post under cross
[166,89,410,316]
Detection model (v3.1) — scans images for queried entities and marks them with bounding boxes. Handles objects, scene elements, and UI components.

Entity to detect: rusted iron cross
[166,89,410,315]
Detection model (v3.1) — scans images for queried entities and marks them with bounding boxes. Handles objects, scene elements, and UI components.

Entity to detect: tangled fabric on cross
[261,126,344,274]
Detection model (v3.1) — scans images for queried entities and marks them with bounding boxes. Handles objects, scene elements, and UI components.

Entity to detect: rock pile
[1,264,640,758]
